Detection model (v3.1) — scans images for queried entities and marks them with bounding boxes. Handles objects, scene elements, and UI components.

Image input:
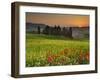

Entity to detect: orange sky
[26,13,89,27]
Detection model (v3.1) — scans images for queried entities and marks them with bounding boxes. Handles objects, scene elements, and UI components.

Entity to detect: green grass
[26,33,89,67]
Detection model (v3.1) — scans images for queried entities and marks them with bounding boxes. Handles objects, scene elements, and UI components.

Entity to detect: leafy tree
[37,26,40,34]
[68,27,73,38]
[57,25,61,35]
[43,25,50,34]
[62,27,66,36]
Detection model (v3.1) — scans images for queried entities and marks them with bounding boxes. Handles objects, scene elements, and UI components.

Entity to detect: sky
[26,12,89,27]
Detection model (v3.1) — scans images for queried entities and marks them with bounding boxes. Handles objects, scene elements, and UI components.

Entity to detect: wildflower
[79,50,90,64]
[64,48,68,55]
[79,50,84,63]
[79,50,84,60]
[59,50,65,55]
[85,52,89,61]
[47,56,53,63]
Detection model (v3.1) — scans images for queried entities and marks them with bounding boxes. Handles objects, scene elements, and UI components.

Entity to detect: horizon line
[26,22,89,28]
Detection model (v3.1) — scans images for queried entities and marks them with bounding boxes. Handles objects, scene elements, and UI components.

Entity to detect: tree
[53,25,58,35]
[68,27,73,38]
[62,27,66,36]
[43,25,50,34]
[57,25,61,35]
[37,26,40,34]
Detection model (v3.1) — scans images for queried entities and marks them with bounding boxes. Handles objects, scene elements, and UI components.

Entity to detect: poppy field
[26,33,89,67]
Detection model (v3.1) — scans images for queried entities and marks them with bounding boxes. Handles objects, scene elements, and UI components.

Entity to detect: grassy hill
[26,33,89,67]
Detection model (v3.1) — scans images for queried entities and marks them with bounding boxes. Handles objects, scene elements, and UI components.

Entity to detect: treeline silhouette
[37,25,73,38]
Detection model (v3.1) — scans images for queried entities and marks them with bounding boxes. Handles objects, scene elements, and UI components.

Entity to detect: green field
[26,33,89,67]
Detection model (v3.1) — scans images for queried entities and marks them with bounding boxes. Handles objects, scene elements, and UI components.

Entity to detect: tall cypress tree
[69,27,73,38]
[37,26,40,34]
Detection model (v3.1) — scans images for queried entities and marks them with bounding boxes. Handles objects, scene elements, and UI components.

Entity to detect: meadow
[26,33,89,67]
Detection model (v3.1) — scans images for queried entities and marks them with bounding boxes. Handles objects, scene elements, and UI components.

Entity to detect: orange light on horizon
[26,13,89,27]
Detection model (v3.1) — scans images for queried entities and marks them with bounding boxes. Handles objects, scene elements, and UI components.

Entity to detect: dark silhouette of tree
[57,25,61,35]
[43,25,50,34]
[61,27,73,38]
[68,27,73,38]
[53,25,57,35]
[42,25,73,39]
[49,27,53,35]
[37,26,40,34]
[62,27,66,36]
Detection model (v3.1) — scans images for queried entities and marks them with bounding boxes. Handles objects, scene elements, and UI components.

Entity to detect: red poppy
[85,52,89,61]
[47,56,53,63]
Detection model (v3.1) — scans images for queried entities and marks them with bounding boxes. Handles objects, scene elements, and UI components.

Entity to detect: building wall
[72,27,89,39]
